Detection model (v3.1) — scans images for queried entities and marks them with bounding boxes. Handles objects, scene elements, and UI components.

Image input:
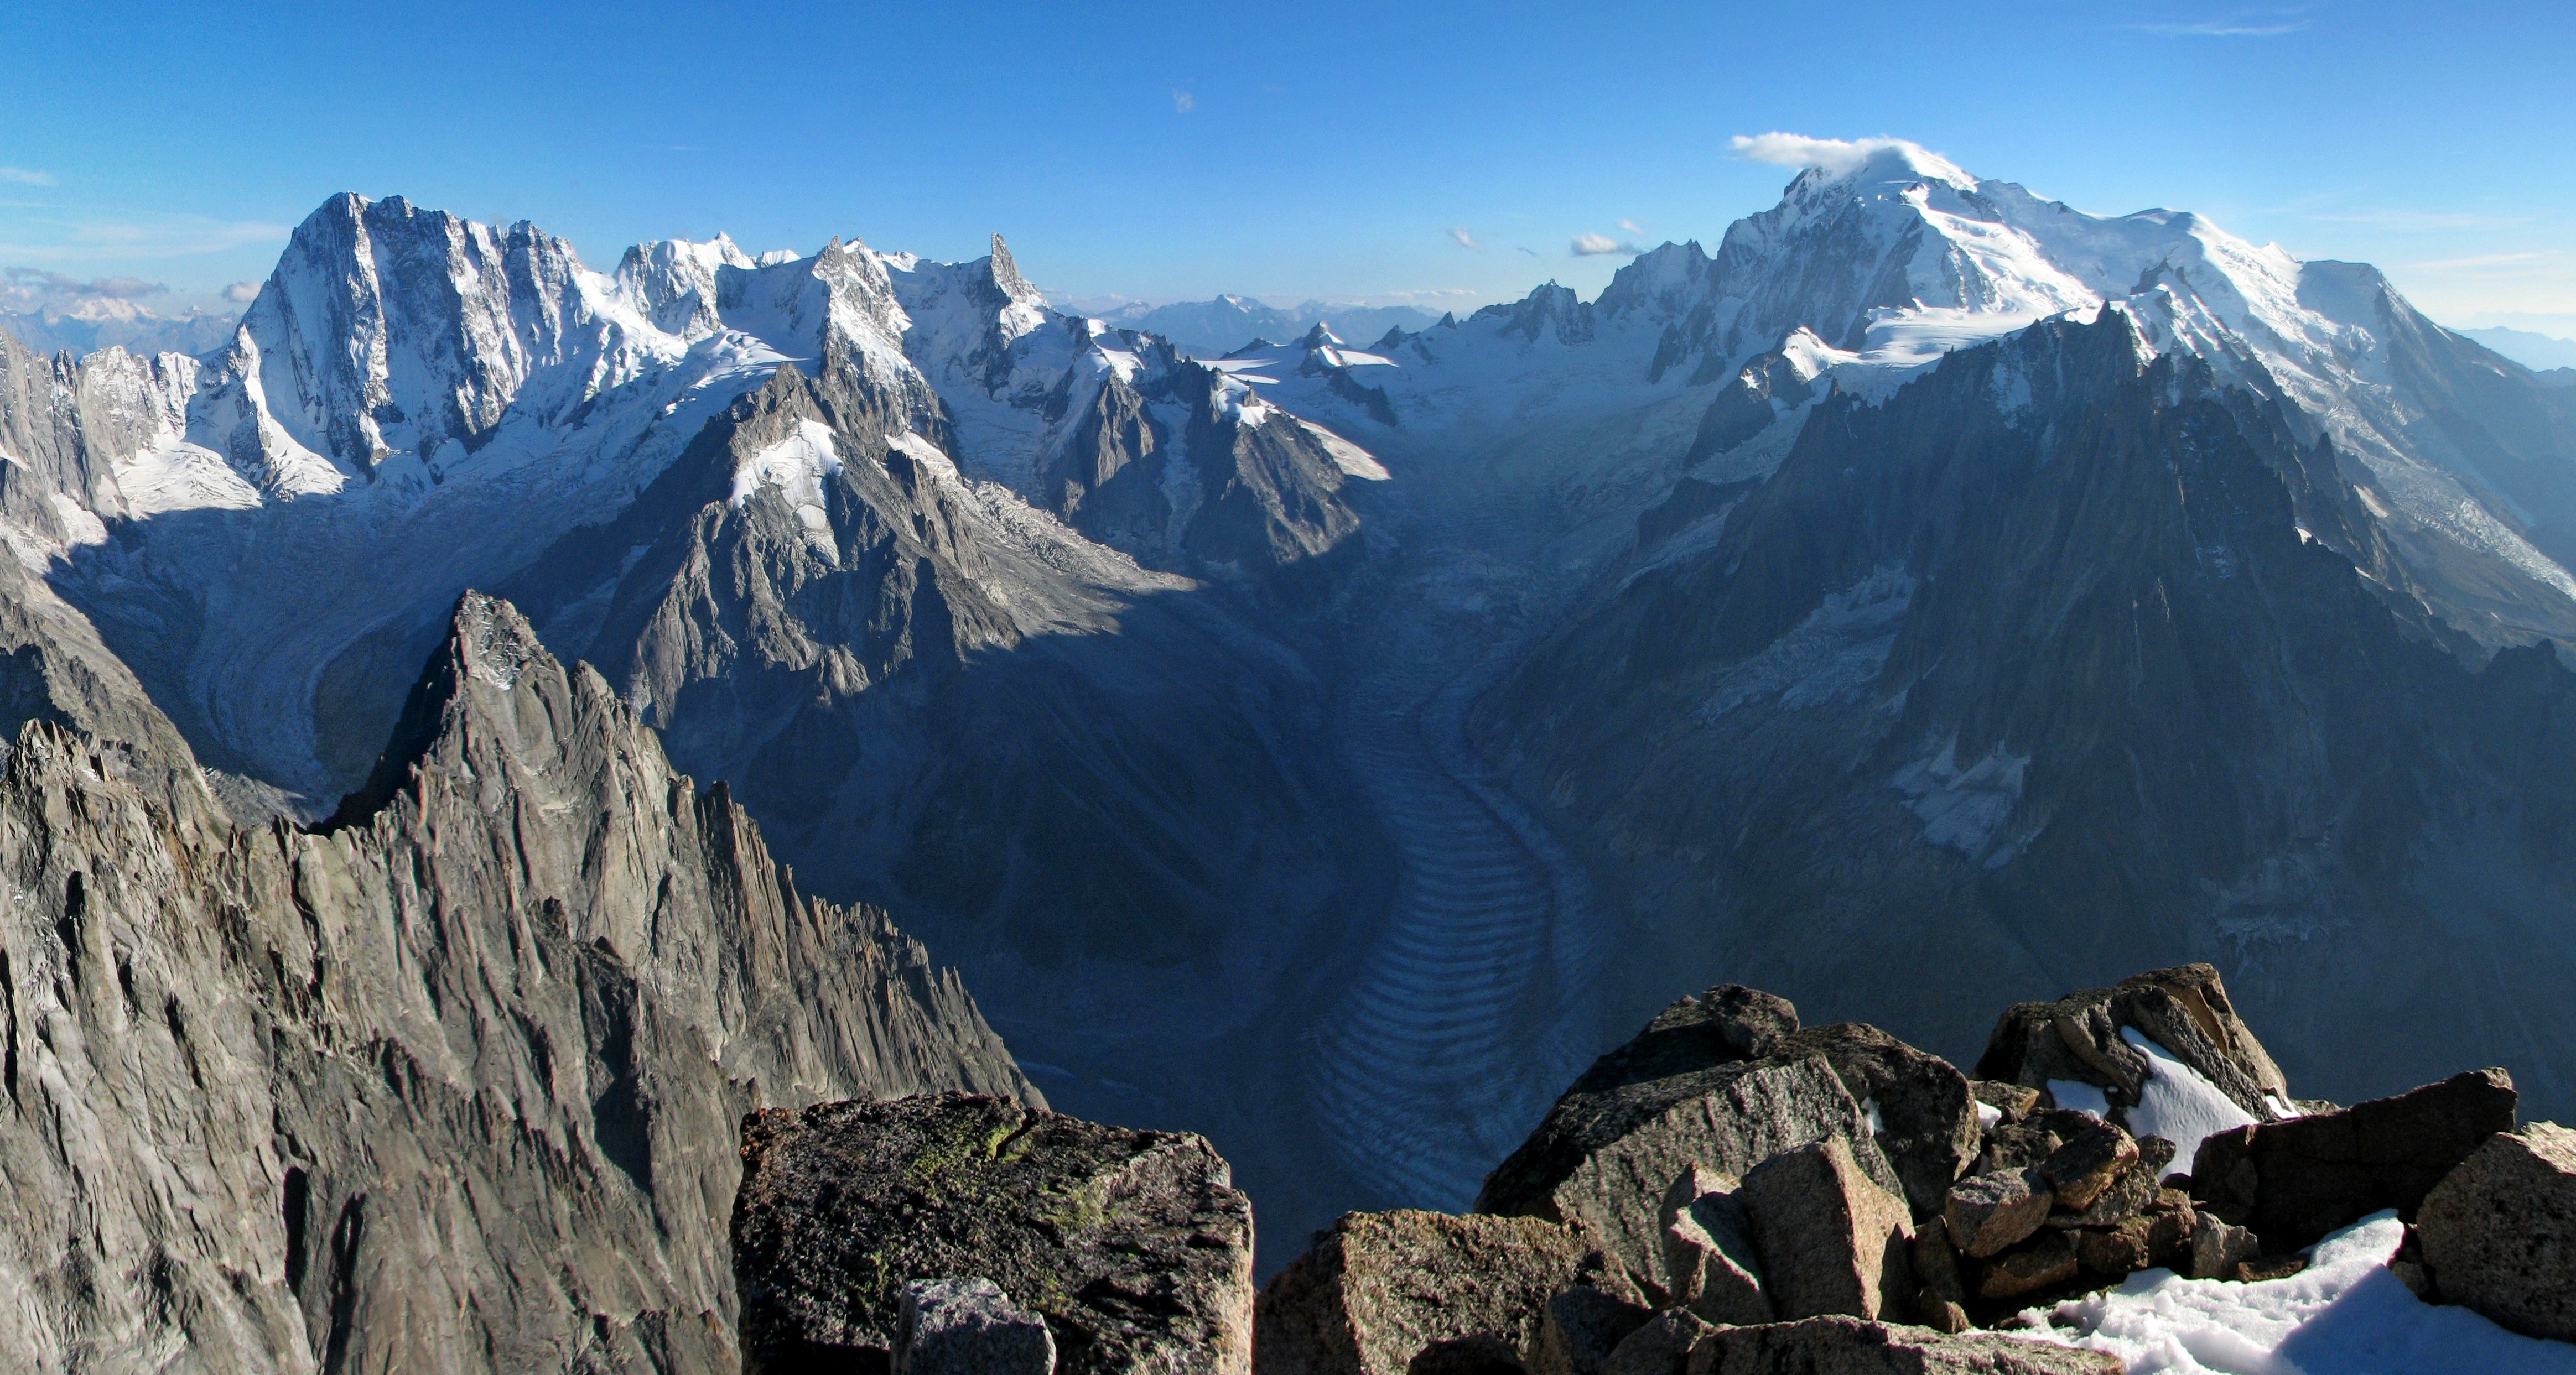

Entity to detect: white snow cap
[1729,133,1975,191]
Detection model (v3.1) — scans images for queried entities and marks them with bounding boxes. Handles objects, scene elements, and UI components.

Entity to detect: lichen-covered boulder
[731,1094,1254,1374]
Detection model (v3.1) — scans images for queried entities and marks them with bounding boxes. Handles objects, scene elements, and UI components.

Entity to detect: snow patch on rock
[1700,565,1914,721]
[2028,1212,2576,1374]
[2120,1027,2256,1180]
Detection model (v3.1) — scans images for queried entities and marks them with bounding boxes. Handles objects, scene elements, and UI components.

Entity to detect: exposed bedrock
[0,589,1026,1373]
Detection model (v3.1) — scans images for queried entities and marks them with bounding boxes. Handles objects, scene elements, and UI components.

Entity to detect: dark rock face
[1408,1335,1529,1375]
[1598,1309,1713,1375]
[2189,1068,2517,1251]
[0,591,1030,1371]
[1255,1211,1615,1375]
[2417,1122,2576,1342]
[1975,1232,2078,1301]
[1473,306,2576,1124]
[1687,1316,2122,1374]
[732,1093,1254,1375]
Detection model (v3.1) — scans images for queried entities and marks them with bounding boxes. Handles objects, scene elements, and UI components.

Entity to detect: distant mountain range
[1092,294,1444,357]
[0,297,238,357]
[2463,324,2576,374]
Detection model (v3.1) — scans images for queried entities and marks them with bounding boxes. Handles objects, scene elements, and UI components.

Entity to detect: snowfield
[2027,1212,2576,1374]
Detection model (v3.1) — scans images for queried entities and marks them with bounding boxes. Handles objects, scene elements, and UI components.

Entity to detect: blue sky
[3,1,2572,334]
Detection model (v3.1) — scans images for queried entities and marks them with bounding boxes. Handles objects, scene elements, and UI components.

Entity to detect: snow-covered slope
[1248,139,2576,647]
[0,194,1370,800]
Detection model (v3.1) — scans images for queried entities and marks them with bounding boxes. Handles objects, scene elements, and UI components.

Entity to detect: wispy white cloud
[1170,89,1195,114]
[0,168,54,186]
[0,215,290,262]
[1727,132,1965,183]
[1617,217,1644,235]
[1447,225,1484,252]
[223,280,262,304]
[2300,209,2527,231]
[2409,251,2561,271]
[2127,8,2310,37]
[1570,231,1639,257]
[0,267,175,309]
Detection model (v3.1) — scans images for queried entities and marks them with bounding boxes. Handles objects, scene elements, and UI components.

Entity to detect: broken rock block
[1258,1210,1617,1375]
[1771,1023,1983,1221]
[2188,1213,2260,1282]
[1740,1137,1918,1321]
[1659,1165,1768,1324]
[1690,1316,2122,1373]
[2417,1121,2576,1342]
[1975,1232,2079,1301]
[1945,1169,2052,1258]
[2045,1153,2159,1231]
[2190,1068,2518,1252]
[2038,1124,2138,1212]
[1477,1050,1895,1298]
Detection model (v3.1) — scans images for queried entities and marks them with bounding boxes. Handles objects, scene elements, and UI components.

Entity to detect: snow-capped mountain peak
[614,232,757,334]
[1775,136,1977,204]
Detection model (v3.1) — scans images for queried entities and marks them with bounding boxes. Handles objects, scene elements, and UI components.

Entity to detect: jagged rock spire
[988,231,1035,301]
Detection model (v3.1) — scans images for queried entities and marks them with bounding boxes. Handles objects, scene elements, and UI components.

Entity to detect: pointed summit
[988,231,1036,302]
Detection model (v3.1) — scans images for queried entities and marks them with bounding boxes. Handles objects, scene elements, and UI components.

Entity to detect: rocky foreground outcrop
[732,1093,1254,1374]
[727,960,2576,1371]
[1232,962,2569,1373]
[0,590,1032,1373]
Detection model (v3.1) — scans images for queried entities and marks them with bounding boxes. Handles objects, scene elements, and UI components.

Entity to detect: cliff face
[1475,312,2576,1119]
[0,590,1030,1373]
